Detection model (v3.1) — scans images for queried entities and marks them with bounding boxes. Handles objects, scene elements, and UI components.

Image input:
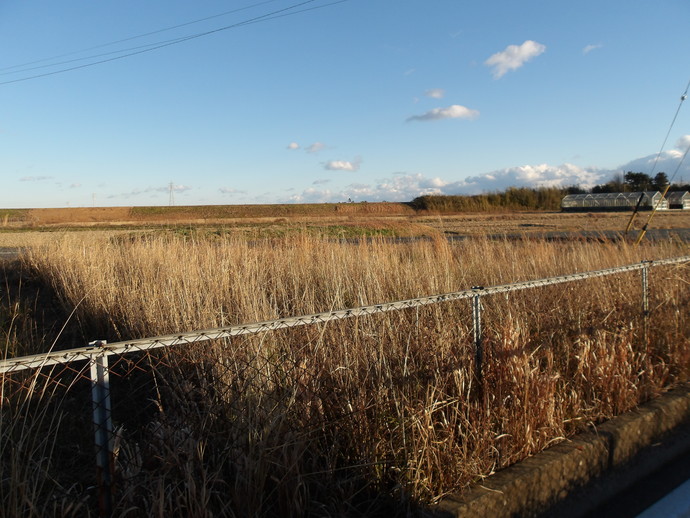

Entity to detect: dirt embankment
[5,203,416,228]
[26,207,134,225]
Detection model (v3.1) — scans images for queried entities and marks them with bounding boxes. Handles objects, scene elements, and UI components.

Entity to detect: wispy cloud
[285,142,690,204]
[485,40,546,78]
[287,141,327,153]
[306,142,326,154]
[425,88,445,99]
[20,175,53,182]
[582,43,603,55]
[455,163,605,193]
[286,165,605,204]
[219,187,247,194]
[286,173,446,203]
[676,135,690,149]
[407,104,479,122]
[324,158,361,172]
[106,184,191,199]
[617,134,690,178]
[69,183,81,189]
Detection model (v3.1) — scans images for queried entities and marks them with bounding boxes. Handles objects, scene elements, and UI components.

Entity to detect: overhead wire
[644,77,690,180]
[0,0,349,86]
[634,78,690,245]
[0,0,283,74]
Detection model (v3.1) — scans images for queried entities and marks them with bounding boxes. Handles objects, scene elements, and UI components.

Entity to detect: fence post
[472,287,484,382]
[89,340,113,518]
[641,260,651,317]
[641,261,651,343]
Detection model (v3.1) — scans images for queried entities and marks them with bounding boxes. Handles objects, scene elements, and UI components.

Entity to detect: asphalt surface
[542,420,690,518]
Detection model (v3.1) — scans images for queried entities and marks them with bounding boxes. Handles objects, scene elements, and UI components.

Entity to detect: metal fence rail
[2,255,688,374]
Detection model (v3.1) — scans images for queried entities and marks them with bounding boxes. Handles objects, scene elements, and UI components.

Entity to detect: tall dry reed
[2,233,688,516]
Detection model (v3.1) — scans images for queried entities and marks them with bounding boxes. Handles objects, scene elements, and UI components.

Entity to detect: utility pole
[168,182,175,206]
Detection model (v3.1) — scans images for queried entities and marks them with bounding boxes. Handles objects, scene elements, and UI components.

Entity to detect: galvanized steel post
[472,287,484,381]
[89,340,113,518]
[641,260,651,317]
[641,261,651,343]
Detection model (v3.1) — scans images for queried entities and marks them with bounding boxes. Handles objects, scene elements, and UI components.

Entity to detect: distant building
[561,192,668,212]
[666,191,690,210]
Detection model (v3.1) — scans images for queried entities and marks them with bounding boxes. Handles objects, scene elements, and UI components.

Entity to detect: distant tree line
[410,172,690,212]
[410,187,565,212]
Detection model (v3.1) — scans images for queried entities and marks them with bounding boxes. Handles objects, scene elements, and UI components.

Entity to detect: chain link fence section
[2,256,688,375]
[0,256,688,517]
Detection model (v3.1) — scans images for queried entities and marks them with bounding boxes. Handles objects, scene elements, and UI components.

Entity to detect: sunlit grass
[2,233,689,516]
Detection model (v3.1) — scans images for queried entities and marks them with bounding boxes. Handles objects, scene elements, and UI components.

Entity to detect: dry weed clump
[2,234,688,516]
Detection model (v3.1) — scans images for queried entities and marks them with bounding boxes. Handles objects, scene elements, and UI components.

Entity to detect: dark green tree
[624,171,652,191]
[652,172,670,191]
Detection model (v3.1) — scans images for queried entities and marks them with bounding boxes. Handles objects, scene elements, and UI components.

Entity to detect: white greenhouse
[561,192,668,212]
[666,191,690,210]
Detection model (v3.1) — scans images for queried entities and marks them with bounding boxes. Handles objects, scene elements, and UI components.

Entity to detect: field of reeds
[1,232,689,516]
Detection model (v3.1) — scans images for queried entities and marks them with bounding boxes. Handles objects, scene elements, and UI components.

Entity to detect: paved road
[637,477,690,517]
[540,420,690,518]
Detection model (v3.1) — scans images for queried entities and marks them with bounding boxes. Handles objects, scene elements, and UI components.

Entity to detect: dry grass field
[2,204,690,243]
[1,215,689,516]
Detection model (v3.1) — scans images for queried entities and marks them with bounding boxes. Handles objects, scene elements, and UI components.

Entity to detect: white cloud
[285,165,607,204]
[616,135,690,178]
[286,173,447,203]
[69,183,81,188]
[20,175,53,182]
[283,141,690,205]
[106,184,192,200]
[324,158,361,172]
[583,43,603,55]
[407,104,479,122]
[676,135,690,150]
[306,142,326,154]
[485,40,546,79]
[453,163,605,193]
[312,179,331,185]
[219,187,246,194]
[288,141,327,153]
[425,88,445,99]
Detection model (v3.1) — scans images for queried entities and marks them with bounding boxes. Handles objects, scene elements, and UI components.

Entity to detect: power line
[634,78,690,245]
[644,77,690,180]
[667,137,690,182]
[0,0,349,86]
[0,0,283,74]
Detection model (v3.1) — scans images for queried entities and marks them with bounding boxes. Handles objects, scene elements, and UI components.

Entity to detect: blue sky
[2,0,689,208]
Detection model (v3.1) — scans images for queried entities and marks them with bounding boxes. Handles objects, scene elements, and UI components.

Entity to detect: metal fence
[1,256,689,517]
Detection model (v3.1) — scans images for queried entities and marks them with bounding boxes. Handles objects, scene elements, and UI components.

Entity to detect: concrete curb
[434,384,690,517]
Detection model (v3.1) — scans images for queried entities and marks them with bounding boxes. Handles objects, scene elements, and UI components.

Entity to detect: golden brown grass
[2,233,689,516]
[5,203,690,238]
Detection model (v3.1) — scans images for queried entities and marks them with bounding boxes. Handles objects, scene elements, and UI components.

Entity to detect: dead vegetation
[1,233,689,516]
